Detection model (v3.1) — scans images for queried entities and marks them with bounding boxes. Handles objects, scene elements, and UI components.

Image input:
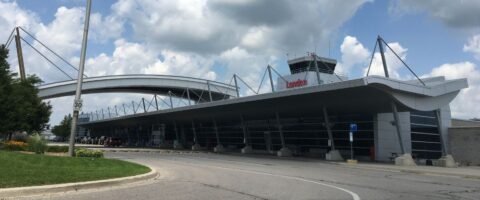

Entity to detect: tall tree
[52,114,72,139]
[0,45,52,139]
[0,45,15,139]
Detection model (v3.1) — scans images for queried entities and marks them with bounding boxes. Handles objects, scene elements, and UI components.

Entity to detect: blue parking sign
[350,123,357,132]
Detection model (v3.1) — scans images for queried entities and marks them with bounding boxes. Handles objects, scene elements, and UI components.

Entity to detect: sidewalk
[334,161,480,179]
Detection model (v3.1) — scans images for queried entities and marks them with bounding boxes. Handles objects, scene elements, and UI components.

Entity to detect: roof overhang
[80,75,468,127]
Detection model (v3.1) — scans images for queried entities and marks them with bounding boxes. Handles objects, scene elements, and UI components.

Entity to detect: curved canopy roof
[38,74,237,102]
[80,75,468,127]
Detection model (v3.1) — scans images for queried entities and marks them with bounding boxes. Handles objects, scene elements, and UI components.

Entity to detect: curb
[0,166,157,198]
[98,148,212,154]
[332,162,480,180]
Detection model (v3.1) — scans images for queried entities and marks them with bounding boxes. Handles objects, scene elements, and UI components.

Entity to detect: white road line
[161,158,361,200]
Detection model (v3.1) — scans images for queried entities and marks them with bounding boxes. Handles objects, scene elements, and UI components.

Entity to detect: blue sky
[1,0,479,124]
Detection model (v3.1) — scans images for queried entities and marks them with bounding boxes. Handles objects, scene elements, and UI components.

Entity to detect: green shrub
[26,134,47,154]
[47,146,69,153]
[1,140,27,151]
[75,148,103,158]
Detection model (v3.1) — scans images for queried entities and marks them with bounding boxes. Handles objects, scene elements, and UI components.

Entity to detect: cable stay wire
[18,27,88,78]
[220,76,235,100]
[255,67,268,94]
[366,40,378,76]
[5,28,15,48]
[269,65,288,83]
[379,37,426,86]
[20,36,74,80]
[235,75,258,95]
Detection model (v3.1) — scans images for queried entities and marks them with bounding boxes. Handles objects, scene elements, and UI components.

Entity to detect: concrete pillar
[240,116,253,154]
[191,121,201,150]
[213,119,225,153]
[391,102,416,166]
[435,109,456,167]
[173,122,183,149]
[322,107,344,161]
[275,112,292,157]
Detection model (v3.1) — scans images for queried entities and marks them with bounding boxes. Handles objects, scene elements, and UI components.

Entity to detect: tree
[51,115,72,139]
[0,44,15,139]
[0,45,52,140]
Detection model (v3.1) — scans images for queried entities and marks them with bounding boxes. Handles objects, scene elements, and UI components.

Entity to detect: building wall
[448,127,480,166]
[375,112,412,161]
[451,119,480,127]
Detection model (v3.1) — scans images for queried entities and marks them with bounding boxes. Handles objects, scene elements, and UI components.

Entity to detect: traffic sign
[349,132,353,142]
[350,123,357,132]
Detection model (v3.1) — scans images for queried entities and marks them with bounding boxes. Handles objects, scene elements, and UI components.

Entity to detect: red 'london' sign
[286,79,308,88]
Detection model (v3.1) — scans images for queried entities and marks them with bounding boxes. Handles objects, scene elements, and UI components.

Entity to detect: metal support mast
[68,0,92,157]
[312,53,321,85]
[14,27,26,81]
[377,36,389,78]
[267,65,275,92]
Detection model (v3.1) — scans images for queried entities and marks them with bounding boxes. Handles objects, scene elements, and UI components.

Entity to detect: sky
[0,0,479,126]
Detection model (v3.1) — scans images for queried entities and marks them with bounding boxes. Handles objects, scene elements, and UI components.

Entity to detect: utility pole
[14,27,26,81]
[68,0,92,157]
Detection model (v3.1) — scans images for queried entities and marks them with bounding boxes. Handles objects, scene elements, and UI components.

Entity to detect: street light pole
[68,0,92,157]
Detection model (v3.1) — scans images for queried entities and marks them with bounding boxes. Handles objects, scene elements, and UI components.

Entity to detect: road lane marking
[159,158,361,200]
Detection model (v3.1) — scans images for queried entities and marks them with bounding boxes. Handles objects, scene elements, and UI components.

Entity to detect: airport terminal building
[75,52,467,165]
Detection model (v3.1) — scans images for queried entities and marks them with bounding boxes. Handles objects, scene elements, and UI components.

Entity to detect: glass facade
[410,111,442,159]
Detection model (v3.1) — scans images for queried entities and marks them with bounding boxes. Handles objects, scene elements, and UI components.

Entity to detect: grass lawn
[0,150,150,188]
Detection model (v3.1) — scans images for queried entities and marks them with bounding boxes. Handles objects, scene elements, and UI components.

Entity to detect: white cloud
[2,0,374,125]
[336,36,370,75]
[391,0,480,29]
[336,36,477,119]
[464,34,480,60]
[0,1,40,41]
[425,62,480,119]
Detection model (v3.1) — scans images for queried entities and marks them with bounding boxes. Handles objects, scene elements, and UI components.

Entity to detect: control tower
[277,53,348,91]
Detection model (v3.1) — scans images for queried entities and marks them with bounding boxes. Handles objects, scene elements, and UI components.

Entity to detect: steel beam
[154,94,159,110]
[275,112,286,148]
[267,65,275,92]
[14,27,26,81]
[312,53,321,85]
[391,101,405,154]
[207,81,213,102]
[322,107,336,150]
[233,74,240,98]
[142,98,147,113]
[168,91,173,109]
[192,121,197,144]
[213,119,220,145]
[378,36,390,78]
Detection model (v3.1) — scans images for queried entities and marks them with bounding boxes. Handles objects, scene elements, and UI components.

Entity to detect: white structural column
[213,119,225,153]
[435,109,456,167]
[191,121,202,150]
[391,102,416,166]
[240,116,253,154]
[276,112,292,157]
[323,107,344,161]
[173,122,183,149]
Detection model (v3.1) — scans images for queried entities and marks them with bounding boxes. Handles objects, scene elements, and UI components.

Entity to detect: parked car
[104,137,122,147]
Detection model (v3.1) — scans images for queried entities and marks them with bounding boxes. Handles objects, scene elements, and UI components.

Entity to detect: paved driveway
[19,152,480,200]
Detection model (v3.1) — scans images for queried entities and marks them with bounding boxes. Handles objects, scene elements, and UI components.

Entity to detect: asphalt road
[20,152,480,200]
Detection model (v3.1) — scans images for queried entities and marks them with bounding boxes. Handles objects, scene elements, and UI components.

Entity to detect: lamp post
[68,0,92,157]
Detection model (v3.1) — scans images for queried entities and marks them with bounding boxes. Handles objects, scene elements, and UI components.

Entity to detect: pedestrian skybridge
[38,74,238,102]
